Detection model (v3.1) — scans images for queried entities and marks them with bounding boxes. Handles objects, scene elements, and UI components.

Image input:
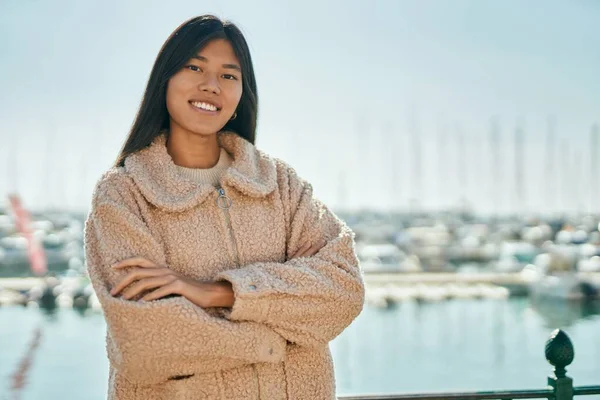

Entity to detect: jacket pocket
[167,373,195,381]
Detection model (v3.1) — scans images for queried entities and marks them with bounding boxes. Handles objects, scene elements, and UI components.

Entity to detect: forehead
[196,39,239,63]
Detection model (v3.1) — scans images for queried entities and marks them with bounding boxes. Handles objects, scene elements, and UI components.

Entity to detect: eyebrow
[191,55,241,72]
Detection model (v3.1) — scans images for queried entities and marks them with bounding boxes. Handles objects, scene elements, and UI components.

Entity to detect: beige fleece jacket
[84,131,365,400]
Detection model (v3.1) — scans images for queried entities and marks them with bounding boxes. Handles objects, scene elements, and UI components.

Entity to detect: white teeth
[191,101,217,111]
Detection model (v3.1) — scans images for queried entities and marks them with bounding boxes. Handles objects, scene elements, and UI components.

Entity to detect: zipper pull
[216,187,232,209]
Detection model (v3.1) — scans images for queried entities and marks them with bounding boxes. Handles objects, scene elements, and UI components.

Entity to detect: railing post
[545,329,575,400]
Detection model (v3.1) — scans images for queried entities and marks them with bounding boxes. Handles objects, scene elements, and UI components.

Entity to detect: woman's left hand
[109,257,235,308]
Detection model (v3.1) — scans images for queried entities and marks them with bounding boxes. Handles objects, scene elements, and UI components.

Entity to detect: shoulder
[262,153,311,192]
[255,152,313,203]
[90,167,141,212]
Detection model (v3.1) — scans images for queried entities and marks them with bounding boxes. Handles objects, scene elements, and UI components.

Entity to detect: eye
[222,74,239,81]
[186,65,203,72]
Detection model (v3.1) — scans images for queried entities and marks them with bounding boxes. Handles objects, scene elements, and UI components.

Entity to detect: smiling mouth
[189,101,221,112]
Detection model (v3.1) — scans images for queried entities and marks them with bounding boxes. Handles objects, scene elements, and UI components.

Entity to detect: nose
[198,73,220,95]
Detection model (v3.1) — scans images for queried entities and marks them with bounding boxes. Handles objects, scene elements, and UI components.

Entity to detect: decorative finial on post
[545,329,574,400]
[545,329,575,378]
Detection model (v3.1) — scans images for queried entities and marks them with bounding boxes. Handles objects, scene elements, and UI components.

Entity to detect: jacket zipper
[216,187,260,399]
[216,187,241,266]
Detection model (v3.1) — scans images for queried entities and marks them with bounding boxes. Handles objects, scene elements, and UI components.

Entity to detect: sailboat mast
[514,120,525,214]
[456,124,467,210]
[545,116,556,214]
[489,117,501,216]
[409,109,422,212]
[590,123,599,214]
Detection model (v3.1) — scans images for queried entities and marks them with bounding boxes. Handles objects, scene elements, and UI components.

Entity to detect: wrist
[208,281,235,308]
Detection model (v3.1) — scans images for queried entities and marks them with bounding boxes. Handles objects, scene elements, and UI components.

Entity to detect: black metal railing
[339,329,600,400]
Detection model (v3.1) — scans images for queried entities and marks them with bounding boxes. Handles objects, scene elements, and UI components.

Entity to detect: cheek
[226,86,243,110]
[166,79,187,114]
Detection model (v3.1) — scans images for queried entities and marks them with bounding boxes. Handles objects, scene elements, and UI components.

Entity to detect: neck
[166,124,221,169]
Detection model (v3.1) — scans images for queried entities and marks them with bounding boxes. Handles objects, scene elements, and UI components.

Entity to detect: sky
[0,0,599,214]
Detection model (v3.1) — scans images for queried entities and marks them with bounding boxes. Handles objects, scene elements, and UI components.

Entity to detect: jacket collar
[124,130,277,212]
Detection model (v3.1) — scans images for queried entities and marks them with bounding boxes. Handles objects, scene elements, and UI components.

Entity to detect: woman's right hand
[289,240,327,260]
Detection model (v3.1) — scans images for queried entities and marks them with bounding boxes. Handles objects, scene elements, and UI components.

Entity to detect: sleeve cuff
[216,267,272,323]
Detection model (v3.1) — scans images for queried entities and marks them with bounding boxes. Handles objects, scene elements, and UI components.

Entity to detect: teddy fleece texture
[84,131,365,400]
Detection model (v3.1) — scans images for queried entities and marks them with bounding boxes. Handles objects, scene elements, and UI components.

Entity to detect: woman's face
[166,38,243,137]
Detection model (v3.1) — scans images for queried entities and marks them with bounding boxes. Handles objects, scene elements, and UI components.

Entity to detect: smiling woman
[84,14,364,400]
[113,15,259,169]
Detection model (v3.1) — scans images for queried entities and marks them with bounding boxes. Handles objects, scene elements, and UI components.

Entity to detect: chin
[169,115,228,137]
[188,123,226,136]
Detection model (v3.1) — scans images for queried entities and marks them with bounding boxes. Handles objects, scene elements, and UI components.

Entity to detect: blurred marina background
[1,0,599,399]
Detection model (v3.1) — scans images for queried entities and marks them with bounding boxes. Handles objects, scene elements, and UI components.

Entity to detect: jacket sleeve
[84,173,287,385]
[216,163,365,349]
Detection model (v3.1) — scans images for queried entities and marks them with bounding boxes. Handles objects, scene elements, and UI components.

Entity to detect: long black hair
[114,15,258,167]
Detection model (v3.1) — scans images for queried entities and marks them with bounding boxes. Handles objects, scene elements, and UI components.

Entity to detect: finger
[141,281,182,302]
[112,257,157,269]
[304,243,323,257]
[297,239,328,258]
[110,268,168,296]
[291,242,312,259]
[316,239,328,253]
[296,242,320,258]
[112,257,158,269]
[122,275,177,300]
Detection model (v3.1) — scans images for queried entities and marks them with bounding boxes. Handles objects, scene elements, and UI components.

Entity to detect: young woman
[84,14,364,400]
